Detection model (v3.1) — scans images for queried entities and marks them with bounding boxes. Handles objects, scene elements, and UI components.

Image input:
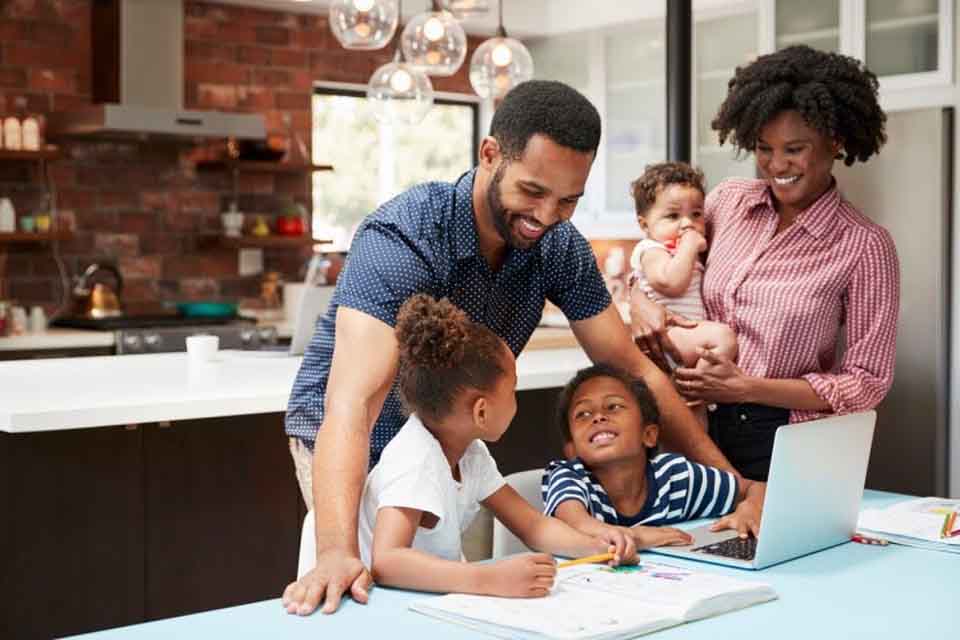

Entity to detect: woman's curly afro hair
[711,45,886,166]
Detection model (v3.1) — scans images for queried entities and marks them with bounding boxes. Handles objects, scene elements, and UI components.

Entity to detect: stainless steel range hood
[48,0,264,140]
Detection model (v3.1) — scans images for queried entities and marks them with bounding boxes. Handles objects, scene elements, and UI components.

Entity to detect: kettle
[73,263,124,319]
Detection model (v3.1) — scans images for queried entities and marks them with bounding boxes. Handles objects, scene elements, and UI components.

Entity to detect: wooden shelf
[0,147,60,161]
[0,231,72,244]
[196,160,333,174]
[219,235,330,249]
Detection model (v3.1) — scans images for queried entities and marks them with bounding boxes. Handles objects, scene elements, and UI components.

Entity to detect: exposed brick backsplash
[0,0,481,315]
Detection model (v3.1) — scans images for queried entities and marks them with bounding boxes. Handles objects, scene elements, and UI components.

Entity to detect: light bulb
[401,10,467,76]
[329,0,399,50]
[355,22,371,37]
[469,35,534,99]
[491,42,512,66]
[367,50,435,125]
[423,17,445,42]
[389,68,413,92]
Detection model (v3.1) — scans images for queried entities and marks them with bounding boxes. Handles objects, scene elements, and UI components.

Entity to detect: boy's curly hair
[555,364,660,458]
[711,45,886,166]
[395,293,506,422]
[631,162,706,219]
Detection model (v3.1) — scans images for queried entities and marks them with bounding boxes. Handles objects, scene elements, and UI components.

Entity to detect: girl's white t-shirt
[357,414,506,567]
[629,238,707,321]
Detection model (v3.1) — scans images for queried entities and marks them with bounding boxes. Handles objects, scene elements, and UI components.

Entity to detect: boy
[543,364,763,547]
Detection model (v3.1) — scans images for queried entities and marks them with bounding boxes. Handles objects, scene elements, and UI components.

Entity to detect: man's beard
[486,162,539,250]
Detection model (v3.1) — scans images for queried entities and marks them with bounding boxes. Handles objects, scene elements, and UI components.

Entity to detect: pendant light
[469,0,533,100]
[437,0,490,18]
[329,0,399,50]
[367,1,435,125]
[401,0,467,77]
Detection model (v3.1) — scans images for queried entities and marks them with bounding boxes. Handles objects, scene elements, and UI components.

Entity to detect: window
[311,86,479,250]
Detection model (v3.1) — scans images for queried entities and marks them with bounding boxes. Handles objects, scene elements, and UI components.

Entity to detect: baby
[628,162,737,370]
[543,364,763,546]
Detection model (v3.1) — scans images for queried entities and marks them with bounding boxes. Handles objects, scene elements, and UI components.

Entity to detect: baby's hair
[630,162,706,219]
[555,364,660,455]
[395,293,506,422]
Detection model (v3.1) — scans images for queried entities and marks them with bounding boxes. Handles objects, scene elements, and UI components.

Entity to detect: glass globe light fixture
[401,2,467,77]
[329,0,399,50]
[469,0,533,99]
[367,50,435,125]
[437,0,491,18]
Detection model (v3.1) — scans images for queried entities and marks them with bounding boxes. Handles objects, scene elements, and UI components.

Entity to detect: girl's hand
[674,348,752,403]
[595,525,638,565]
[631,526,693,549]
[482,553,557,598]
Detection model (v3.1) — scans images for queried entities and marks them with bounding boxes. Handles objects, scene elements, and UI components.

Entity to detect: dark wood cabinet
[1,413,302,639]
[143,415,301,620]
[0,426,145,639]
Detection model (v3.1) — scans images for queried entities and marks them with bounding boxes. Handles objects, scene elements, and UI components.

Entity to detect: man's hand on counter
[282,550,373,615]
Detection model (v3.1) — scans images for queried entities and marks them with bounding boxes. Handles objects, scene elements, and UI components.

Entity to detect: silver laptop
[649,410,876,570]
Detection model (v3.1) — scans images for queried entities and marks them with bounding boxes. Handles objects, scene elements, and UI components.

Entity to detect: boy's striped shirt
[541,453,738,526]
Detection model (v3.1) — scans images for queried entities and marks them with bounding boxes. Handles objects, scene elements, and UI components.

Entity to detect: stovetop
[51,314,246,331]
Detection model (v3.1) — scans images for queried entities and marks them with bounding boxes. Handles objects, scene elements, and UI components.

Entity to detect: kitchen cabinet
[143,415,302,621]
[694,8,761,188]
[0,425,145,639]
[760,0,954,93]
[0,414,302,639]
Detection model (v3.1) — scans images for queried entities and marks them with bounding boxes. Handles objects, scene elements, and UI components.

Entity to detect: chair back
[491,468,545,559]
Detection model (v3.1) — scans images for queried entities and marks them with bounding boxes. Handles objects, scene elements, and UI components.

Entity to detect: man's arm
[569,305,736,474]
[282,306,399,616]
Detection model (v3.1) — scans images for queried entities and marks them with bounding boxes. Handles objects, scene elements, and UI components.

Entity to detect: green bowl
[176,301,238,318]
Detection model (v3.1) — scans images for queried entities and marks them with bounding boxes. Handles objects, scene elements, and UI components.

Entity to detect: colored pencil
[557,552,616,569]
[851,534,889,546]
[940,512,953,539]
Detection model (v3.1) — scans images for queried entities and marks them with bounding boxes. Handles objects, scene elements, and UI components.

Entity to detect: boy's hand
[482,553,557,598]
[711,485,764,538]
[677,229,707,253]
[595,525,638,565]
[631,526,693,549]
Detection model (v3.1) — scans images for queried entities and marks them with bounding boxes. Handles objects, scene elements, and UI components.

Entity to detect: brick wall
[0,0,480,314]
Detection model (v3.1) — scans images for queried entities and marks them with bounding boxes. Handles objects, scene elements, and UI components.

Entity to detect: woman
[633,45,899,481]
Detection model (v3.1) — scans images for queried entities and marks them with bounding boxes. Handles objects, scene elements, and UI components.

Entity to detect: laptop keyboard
[692,536,757,561]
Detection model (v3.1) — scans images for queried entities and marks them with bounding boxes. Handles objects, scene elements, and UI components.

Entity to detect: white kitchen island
[0,347,590,433]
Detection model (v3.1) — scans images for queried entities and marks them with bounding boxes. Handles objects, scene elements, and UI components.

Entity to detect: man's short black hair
[489,80,601,160]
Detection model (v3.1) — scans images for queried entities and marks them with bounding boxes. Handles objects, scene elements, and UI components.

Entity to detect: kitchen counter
[0,347,590,433]
[0,328,115,351]
[0,325,578,352]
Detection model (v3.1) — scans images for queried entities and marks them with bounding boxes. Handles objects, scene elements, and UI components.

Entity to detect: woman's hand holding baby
[675,347,752,404]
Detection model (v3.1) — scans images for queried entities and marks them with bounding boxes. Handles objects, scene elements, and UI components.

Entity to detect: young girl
[629,162,737,371]
[543,364,764,545]
[357,294,636,599]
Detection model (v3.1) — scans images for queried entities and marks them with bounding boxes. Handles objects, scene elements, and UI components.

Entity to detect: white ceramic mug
[186,334,219,363]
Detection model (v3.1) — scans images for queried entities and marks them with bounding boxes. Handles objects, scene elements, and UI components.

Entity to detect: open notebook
[857,497,960,554]
[410,560,777,640]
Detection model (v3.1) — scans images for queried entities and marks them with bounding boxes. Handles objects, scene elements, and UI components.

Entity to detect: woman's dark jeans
[708,403,791,481]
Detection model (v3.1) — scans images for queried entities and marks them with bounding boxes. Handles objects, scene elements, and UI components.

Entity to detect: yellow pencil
[557,552,616,569]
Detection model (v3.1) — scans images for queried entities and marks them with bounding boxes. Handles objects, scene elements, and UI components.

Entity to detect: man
[281,81,740,616]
